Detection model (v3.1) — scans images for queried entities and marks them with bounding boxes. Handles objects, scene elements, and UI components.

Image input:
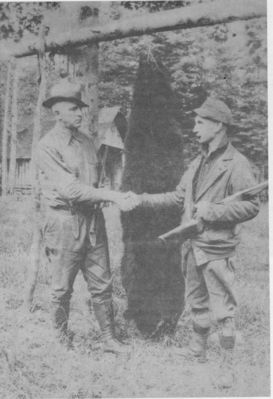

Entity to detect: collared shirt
[193,135,229,202]
[36,123,100,209]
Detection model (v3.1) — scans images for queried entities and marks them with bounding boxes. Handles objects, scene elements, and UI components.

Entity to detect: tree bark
[8,60,18,194]
[25,27,47,312]
[1,60,12,196]
[0,0,266,59]
[69,2,100,141]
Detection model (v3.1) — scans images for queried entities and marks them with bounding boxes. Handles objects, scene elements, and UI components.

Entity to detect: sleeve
[36,144,118,204]
[139,169,187,210]
[203,157,260,224]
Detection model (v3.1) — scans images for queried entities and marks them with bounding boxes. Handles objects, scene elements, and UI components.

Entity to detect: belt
[47,203,95,216]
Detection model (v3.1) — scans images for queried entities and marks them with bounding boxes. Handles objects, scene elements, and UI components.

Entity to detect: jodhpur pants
[43,208,111,333]
[185,249,237,330]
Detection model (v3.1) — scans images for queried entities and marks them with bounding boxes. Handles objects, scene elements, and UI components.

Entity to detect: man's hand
[193,201,211,220]
[113,191,142,212]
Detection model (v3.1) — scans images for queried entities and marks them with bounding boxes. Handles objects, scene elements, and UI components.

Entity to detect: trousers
[43,208,112,332]
[185,249,237,329]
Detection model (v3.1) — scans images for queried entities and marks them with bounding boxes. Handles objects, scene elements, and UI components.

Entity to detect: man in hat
[132,96,259,387]
[36,79,135,353]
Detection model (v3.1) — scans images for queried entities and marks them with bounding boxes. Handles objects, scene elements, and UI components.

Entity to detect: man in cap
[36,79,135,354]
[132,96,259,387]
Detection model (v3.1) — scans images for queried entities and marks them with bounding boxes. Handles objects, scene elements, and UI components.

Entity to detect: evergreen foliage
[0,2,267,177]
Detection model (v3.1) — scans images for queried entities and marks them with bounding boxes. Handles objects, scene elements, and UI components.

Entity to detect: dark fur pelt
[121,54,185,336]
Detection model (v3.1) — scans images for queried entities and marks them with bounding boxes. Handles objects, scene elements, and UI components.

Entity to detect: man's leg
[82,236,127,354]
[180,250,211,361]
[43,212,86,345]
[203,257,237,388]
[46,247,82,344]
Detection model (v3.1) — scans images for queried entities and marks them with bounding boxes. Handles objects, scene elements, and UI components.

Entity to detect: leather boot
[51,301,73,349]
[218,317,236,389]
[177,323,209,363]
[93,301,128,354]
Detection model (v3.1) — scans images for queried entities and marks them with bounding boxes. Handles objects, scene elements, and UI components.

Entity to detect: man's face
[193,115,221,144]
[52,101,83,129]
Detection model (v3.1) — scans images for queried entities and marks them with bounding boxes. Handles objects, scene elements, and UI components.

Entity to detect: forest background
[0,2,269,397]
[0,0,268,176]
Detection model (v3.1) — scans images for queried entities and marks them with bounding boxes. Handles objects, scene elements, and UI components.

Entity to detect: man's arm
[195,157,260,224]
[36,143,129,205]
[138,169,187,210]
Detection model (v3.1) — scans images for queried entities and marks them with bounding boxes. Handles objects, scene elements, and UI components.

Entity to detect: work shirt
[36,123,102,210]
[192,135,229,202]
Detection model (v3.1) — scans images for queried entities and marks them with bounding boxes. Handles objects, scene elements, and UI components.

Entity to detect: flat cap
[43,80,88,109]
[194,97,234,125]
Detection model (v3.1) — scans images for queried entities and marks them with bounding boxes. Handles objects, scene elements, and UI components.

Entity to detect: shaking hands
[112,191,142,212]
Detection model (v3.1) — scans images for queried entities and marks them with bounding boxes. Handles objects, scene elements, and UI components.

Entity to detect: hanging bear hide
[121,54,185,336]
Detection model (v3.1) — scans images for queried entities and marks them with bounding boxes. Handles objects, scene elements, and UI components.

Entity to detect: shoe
[102,337,129,354]
[176,330,208,363]
[218,317,236,389]
[56,329,74,350]
[218,348,234,389]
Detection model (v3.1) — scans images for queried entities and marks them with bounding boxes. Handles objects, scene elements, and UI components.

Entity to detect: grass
[0,197,270,398]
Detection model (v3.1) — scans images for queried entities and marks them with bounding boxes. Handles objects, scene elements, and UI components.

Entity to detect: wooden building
[98,106,127,190]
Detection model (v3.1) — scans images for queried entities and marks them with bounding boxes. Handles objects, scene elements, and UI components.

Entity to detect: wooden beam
[0,0,266,59]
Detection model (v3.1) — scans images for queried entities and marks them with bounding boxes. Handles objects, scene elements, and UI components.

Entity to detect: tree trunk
[1,60,12,196]
[8,59,18,194]
[72,2,100,141]
[25,27,47,311]
[1,0,266,59]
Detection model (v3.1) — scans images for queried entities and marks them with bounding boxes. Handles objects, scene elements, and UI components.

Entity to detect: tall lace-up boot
[93,301,128,354]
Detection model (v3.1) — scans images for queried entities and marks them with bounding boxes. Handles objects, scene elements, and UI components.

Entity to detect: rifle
[158,180,268,243]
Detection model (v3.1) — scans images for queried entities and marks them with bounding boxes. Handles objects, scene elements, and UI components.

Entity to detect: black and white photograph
[0,0,269,397]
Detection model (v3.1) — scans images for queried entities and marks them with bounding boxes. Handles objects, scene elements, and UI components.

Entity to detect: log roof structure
[0,0,266,60]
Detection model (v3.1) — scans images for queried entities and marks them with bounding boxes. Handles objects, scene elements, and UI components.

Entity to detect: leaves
[0,2,267,177]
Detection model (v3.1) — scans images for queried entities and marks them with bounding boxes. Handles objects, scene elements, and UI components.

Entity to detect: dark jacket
[141,142,259,264]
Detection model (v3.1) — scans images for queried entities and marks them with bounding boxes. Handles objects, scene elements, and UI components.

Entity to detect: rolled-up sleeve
[36,144,114,203]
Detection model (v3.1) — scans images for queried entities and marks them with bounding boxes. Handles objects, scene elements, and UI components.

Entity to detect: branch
[0,0,266,59]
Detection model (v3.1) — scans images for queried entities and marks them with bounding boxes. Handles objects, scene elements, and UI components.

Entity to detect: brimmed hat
[43,80,88,109]
[194,97,234,125]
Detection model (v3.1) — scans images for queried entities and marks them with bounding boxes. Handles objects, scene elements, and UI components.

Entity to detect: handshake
[112,191,142,212]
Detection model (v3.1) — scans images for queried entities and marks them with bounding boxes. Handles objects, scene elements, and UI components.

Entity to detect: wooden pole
[8,59,18,195]
[0,0,266,59]
[25,26,47,312]
[71,2,100,141]
[1,60,12,196]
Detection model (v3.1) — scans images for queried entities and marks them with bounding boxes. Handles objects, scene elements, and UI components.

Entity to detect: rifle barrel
[221,180,268,203]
